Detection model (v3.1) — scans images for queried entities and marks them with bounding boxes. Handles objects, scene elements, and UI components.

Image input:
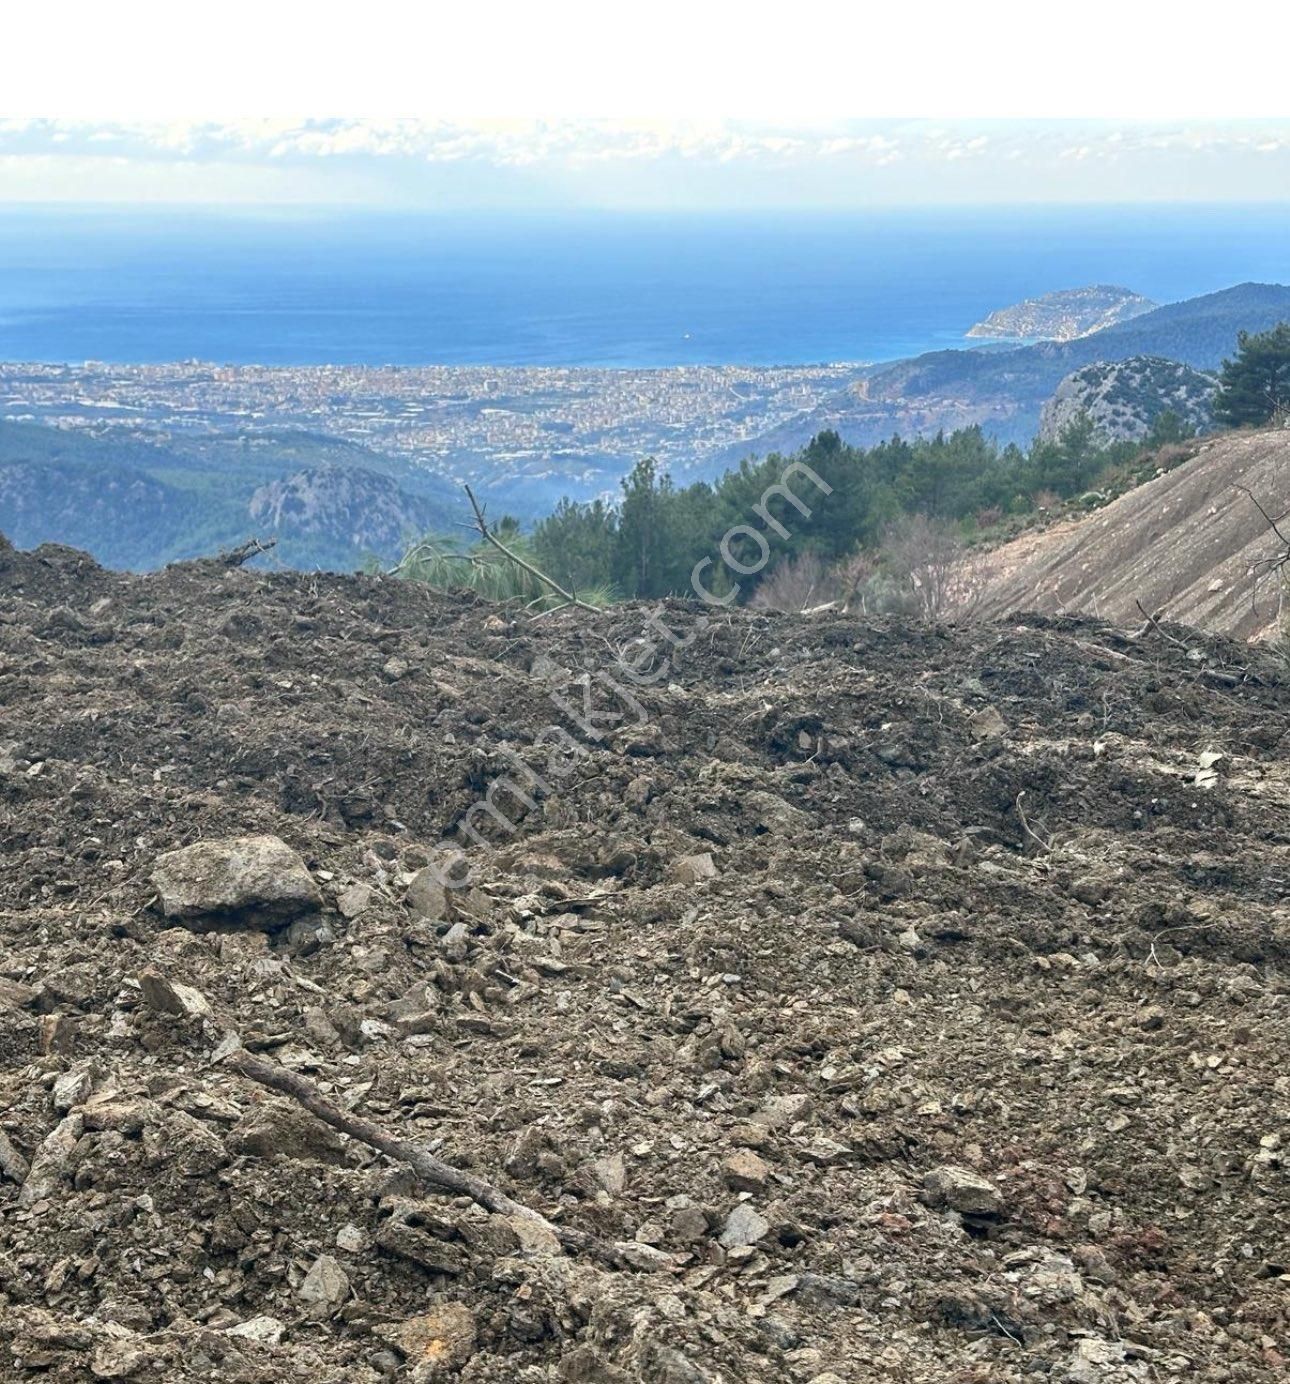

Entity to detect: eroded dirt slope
[974,429,1290,639]
[1,535,1287,1383]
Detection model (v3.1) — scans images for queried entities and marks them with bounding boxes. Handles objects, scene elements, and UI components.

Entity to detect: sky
[3,118,1290,210]
[4,3,1288,211]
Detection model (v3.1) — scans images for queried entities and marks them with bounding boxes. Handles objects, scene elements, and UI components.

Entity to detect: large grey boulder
[151,835,321,927]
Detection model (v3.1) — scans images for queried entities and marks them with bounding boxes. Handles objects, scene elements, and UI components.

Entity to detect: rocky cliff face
[1038,355,1216,444]
[967,285,1157,341]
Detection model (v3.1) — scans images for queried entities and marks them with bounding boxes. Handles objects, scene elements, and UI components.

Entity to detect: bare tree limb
[220,1046,623,1265]
[462,485,600,612]
[1233,483,1290,550]
[1231,485,1290,625]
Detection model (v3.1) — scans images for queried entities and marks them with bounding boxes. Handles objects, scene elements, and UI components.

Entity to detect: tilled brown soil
[1,533,1287,1383]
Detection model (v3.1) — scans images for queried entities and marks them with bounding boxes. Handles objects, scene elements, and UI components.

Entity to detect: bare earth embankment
[1,535,1287,1382]
[975,429,1290,639]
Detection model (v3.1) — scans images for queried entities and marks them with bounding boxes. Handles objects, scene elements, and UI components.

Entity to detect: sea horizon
[1,201,1288,371]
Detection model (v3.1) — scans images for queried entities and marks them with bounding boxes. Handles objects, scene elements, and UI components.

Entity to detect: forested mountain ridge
[716,282,1290,462]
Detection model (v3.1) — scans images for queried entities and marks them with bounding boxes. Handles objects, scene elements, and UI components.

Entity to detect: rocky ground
[0,533,1287,1383]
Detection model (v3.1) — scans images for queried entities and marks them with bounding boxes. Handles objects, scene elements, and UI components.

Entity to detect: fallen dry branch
[218,537,278,568]
[463,484,600,613]
[220,1045,622,1265]
[1133,599,1191,651]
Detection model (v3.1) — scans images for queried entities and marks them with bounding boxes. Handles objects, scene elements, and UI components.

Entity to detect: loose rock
[922,1164,1003,1216]
[151,835,321,926]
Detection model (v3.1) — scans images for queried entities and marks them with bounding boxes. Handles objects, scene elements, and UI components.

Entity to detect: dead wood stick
[222,1047,615,1263]
[1134,600,1190,651]
[218,537,277,568]
[462,485,600,612]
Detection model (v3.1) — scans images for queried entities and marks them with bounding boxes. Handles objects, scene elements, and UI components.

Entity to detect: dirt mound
[2,539,1288,1382]
[974,428,1290,639]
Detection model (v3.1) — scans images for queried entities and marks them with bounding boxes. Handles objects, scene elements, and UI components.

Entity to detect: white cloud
[2,119,1289,208]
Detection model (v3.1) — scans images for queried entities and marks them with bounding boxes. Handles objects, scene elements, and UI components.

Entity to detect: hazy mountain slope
[0,458,191,568]
[0,420,461,569]
[972,426,1290,638]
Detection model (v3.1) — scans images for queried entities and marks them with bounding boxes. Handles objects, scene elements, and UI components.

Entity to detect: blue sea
[0,204,1287,368]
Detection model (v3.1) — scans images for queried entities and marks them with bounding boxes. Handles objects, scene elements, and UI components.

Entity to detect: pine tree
[1213,324,1290,428]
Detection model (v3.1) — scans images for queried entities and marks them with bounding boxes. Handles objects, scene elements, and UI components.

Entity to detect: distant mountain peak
[967,285,1157,343]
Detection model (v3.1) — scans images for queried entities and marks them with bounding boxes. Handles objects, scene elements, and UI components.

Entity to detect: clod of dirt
[375,1303,477,1378]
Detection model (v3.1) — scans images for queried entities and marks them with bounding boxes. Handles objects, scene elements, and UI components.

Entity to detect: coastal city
[0,358,865,492]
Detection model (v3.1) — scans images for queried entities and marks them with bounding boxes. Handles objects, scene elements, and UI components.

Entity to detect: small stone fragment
[335,1223,369,1253]
[298,1254,349,1315]
[225,1316,285,1346]
[922,1164,1003,1216]
[670,853,718,885]
[722,1148,770,1193]
[406,867,450,922]
[753,1093,811,1131]
[337,882,372,918]
[799,1137,852,1167]
[377,1303,476,1377]
[718,1203,770,1249]
[52,1068,92,1112]
[590,1150,627,1196]
[137,966,211,1020]
[615,1242,675,1271]
[669,1203,709,1242]
[17,1113,83,1208]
